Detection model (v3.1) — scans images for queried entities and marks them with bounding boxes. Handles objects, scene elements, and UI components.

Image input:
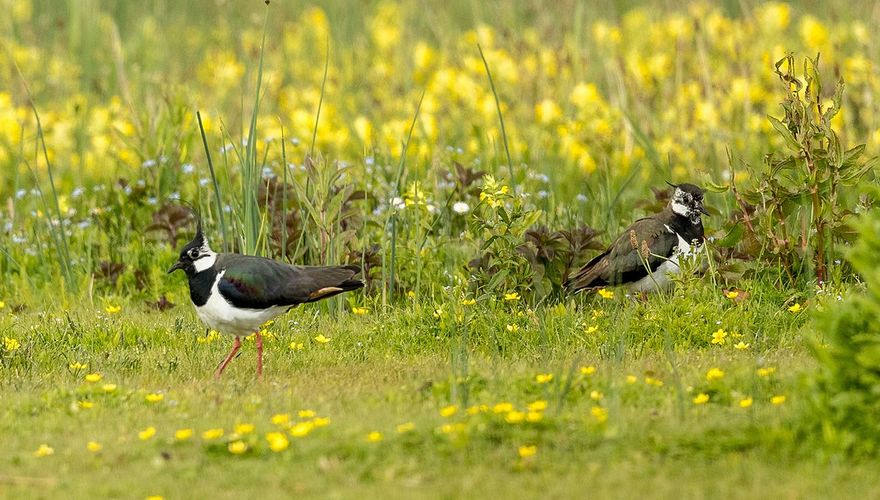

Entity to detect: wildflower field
[3,0,880,497]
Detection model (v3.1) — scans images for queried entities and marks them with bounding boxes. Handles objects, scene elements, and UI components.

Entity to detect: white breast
[629,226,698,293]
[194,270,292,337]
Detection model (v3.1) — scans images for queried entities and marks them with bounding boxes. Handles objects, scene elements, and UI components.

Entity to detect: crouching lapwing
[168,222,363,379]
[566,182,708,293]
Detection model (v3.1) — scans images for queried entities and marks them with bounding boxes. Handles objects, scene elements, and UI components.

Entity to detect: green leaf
[767,115,802,152]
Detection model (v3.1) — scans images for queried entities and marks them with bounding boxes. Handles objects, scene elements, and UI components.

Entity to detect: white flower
[452,201,470,214]
[391,197,405,210]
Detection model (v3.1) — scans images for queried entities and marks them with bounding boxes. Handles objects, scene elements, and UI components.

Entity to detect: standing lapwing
[168,222,363,379]
[566,182,708,293]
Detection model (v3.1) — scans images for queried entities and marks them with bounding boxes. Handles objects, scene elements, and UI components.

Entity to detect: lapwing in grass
[566,182,708,293]
[168,222,363,379]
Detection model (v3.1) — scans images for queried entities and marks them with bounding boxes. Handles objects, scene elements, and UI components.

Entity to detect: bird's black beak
[167,261,184,274]
[698,204,710,216]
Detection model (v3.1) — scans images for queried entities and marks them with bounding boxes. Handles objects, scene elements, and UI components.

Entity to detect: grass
[3,0,880,496]
[1,279,872,497]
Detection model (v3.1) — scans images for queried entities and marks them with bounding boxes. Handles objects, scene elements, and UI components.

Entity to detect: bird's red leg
[255,330,264,380]
[214,336,242,379]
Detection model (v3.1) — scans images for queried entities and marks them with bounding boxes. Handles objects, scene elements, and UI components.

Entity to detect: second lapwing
[566,182,708,293]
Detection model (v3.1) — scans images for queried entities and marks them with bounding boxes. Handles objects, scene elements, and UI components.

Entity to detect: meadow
[2,1,880,498]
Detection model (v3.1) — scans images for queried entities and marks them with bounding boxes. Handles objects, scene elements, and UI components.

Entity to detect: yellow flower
[771,395,786,406]
[312,417,330,427]
[734,341,750,350]
[439,405,458,417]
[710,328,727,345]
[535,373,553,384]
[0,300,5,310]
[597,289,614,299]
[739,397,753,408]
[396,422,416,433]
[644,376,664,387]
[86,441,102,453]
[503,292,520,302]
[314,334,331,344]
[298,409,316,419]
[266,432,289,452]
[590,406,609,423]
[625,375,638,384]
[535,98,562,124]
[101,383,117,393]
[492,402,514,414]
[527,400,548,412]
[800,16,829,48]
[271,413,291,426]
[788,303,802,313]
[84,373,102,383]
[461,298,476,306]
[366,431,383,442]
[590,390,603,401]
[201,428,224,440]
[234,423,255,435]
[506,324,520,333]
[757,367,776,378]
[518,445,537,458]
[3,336,20,351]
[289,342,304,351]
[352,307,369,315]
[693,393,710,405]
[580,365,597,376]
[706,368,725,382]
[228,440,248,455]
[104,305,121,314]
[138,427,157,441]
[145,393,164,403]
[526,411,544,423]
[69,362,88,371]
[505,411,525,424]
[34,444,54,457]
[290,422,315,438]
[145,496,163,500]
[77,400,94,409]
[174,428,193,441]
[725,290,740,299]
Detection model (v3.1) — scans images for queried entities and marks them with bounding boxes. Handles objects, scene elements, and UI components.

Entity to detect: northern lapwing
[566,182,708,293]
[168,222,363,379]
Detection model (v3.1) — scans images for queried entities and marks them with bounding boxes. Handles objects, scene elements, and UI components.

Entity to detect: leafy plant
[810,204,880,453]
[729,54,876,283]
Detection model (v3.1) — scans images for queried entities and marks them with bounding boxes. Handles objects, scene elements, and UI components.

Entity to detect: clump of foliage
[810,205,880,453]
[730,54,875,283]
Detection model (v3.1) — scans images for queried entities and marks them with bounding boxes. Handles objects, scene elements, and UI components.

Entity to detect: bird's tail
[302,265,364,302]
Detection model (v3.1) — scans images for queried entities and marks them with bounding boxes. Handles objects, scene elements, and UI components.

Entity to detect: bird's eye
[188,248,199,259]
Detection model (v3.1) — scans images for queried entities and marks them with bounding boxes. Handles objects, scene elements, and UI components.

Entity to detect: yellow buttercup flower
[734,341,750,350]
[396,422,416,433]
[503,292,520,302]
[145,393,164,403]
[771,395,786,405]
[228,440,248,455]
[351,307,369,315]
[439,405,458,417]
[626,375,638,384]
[788,303,802,313]
[527,400,548,412]
[298,409,316,419]
[518,445,537,458]
[580,365,597,376]
[693,393,710,405]
[314,334,331,344]
[104,305,121,314]
[492,402,514,414]
[3,336,20,351]
[34,444,54,457]
[174,429,193,441]
[312,417,330,427]
[461,298,476,306]
[590,406,609,423]
[234,423,255,435]
[757,367,776,378]
[84,373,102,383]
[86,441,102,453]
[739,397,753,408]
[711,328,727,345]
[535,373,553,384]
[505,411,525,424]
[138,427,157,441]
[271,413,291,426]
[598,289,614,299]
[366,431,383,442]
[706,368,725,381]
[265,432,289,452]
[290,422,315,438]
[201,428,224,440]
[102,383,117,393]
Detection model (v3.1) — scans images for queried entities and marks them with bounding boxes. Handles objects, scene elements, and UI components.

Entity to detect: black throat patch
[188,266,218,307]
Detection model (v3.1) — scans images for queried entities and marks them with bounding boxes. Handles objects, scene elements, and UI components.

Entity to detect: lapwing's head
[668,182,709,223]
[167,222,216,277]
